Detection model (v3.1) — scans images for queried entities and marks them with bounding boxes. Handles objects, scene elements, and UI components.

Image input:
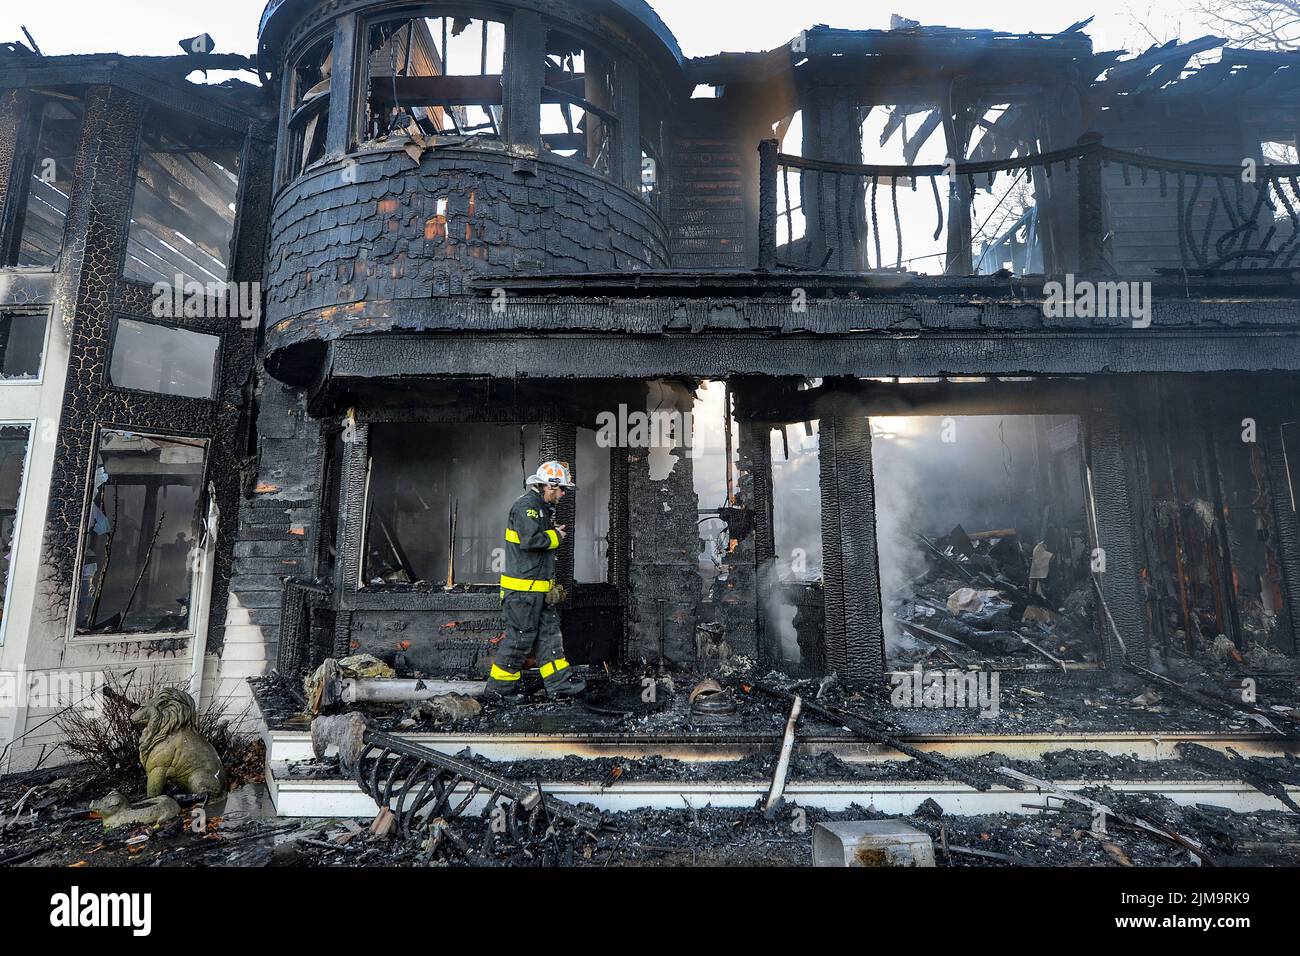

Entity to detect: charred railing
[275,579,335,683]
[758,134,1300,276]
[1101,146,1300,271]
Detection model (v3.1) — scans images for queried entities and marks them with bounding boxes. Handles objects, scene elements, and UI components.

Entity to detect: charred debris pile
[887,522,1097,671]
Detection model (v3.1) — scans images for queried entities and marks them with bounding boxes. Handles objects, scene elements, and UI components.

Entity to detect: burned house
[2,0,1300,851]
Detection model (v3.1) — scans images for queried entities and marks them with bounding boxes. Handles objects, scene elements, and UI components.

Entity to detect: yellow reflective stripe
[490,663,521,682]
[545,529,560,550]
[505,528,521,544]
[499,574,552,592]
[539,658,570,679]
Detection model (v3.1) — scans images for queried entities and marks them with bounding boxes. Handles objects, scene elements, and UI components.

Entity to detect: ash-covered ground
[8,664,1300,868]
[6,757,1300,868]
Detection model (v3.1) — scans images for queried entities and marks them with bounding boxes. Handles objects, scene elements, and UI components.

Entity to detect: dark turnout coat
[501,488,560,591]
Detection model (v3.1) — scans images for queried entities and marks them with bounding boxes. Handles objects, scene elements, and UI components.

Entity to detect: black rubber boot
[482,678,527,706]
[545,668,587,699]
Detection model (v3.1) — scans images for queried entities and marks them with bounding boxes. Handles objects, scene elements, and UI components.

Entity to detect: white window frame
[0,308,52,387]
[0,420,35,647]
[66,426,212,645]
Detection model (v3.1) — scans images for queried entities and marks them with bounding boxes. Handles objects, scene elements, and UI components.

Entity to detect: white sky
[0,0,1218,60]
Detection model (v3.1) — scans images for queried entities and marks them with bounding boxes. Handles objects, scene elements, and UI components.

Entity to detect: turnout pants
[495,591,567,689]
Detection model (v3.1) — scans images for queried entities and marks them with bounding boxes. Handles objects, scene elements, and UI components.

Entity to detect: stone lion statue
[131,687,228,800]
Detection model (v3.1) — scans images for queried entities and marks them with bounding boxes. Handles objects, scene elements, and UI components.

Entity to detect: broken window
[541,30,616,174]
[109,317,220,399]
[1,92,83,268]
[640,82,665,210]
[363,423,541,587]
[286,34,333,180]
[364,14,506,141]
[0,425,32,642]
[0,311,48,380]
[124,106,241,289]
[76,431,208,635]
[773,110,806,248]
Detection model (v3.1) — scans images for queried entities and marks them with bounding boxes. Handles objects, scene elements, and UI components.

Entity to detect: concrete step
[263,725,1300,766]
[265,759,1300,818]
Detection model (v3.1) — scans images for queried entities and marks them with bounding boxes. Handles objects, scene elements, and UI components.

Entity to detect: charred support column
[720,384,775,661]
[818,398,885,685]
[625,382,700,666]
[539,423,577,589]
[801,83,867,271]
[0,88,30,260]
[1076,132,1109,275]
[1084,392,1151,669]
[1264,424,1300,654]
[757,139,778,270]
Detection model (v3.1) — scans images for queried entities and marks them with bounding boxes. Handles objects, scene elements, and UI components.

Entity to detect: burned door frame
[320,395,628,671]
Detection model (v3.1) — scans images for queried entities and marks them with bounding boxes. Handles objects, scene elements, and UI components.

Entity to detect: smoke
[869,421,931,654]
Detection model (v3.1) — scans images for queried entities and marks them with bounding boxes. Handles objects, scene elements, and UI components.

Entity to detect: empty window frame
[0,424,33,642]
[76,431,209,635]
[124,106,241,289]
[1,92,83,268]
[286,34,334,180]
[541,30,616,174]
[365,14,506,141]
[109,317,220,399]
[574,427,610,583]
[363,423,540,587]
[0,311,48,380]
[640,82,665,211]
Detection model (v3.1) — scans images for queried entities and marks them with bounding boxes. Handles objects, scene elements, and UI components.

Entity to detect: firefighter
[486,460,587,701]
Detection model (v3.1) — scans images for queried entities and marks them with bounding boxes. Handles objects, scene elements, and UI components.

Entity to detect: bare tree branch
[1193,0,1300,50]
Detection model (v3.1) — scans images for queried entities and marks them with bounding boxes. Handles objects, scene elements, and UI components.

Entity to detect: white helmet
[526,460,576,489]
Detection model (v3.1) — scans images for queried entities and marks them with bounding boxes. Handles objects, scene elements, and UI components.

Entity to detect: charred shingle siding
[264,146,669,349]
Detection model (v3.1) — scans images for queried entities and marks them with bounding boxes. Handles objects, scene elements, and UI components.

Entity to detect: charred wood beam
[744,377,1092,424]
[539,421,577,588]
[748,681,999,791]
[1084,390,1151,668]
[325,15,358,160]
[819,395,885,684]
[315,334,1300,394]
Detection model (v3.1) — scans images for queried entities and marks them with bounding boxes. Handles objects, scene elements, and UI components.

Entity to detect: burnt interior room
[287,367,1300,715]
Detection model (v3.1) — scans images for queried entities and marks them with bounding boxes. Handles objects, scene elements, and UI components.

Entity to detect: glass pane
[5,95,83,267]
[0,312,48,379]
[366,16,506,141]
[124,106,241,289]
[110,317,219,399]
[0,425,32,638]
[76,431,208,634]
[364,423,541,586]
[542,31,615,173]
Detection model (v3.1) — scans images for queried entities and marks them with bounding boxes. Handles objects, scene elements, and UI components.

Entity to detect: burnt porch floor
[251,666,1300,743]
